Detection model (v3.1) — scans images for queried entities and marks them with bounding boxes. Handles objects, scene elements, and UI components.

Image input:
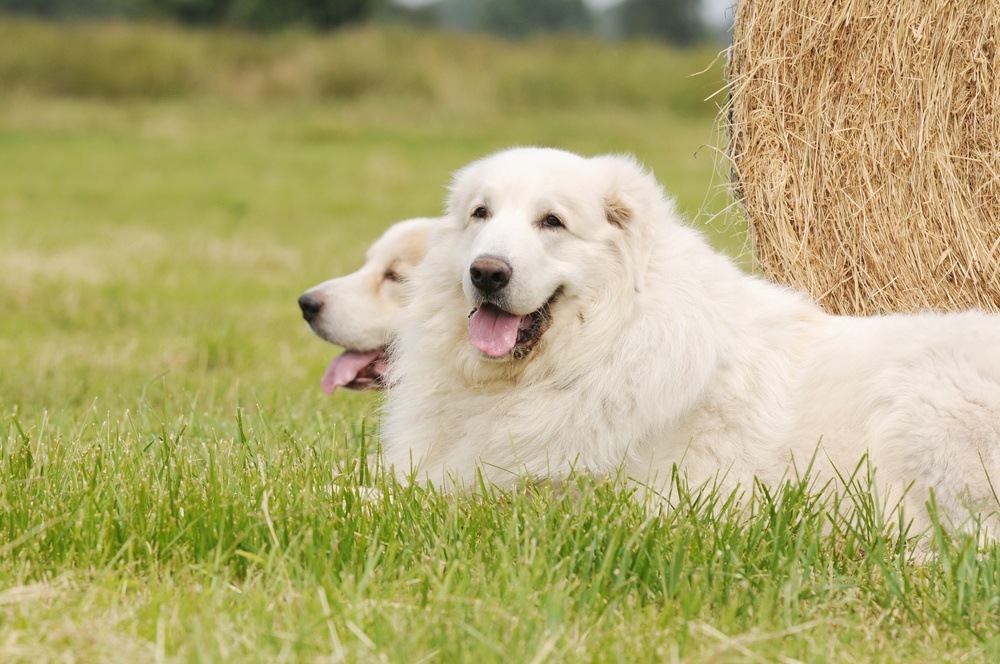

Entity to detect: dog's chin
[467,288,562,361]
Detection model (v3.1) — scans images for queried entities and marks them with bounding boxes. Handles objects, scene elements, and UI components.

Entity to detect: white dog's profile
[382,147,1000,535]
[298,217,435,393]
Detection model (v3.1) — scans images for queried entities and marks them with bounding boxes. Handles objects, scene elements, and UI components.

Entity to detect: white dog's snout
[469,254,513,296]
[298,290,324,324]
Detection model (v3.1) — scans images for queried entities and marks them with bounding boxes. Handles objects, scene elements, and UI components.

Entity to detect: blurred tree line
[0,0,372,29]
[0,0,714,45]
[408,0,710,45]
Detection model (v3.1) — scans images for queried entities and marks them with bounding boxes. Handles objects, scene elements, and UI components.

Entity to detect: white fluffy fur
[301,217,436,350]
[382,147,1000,536]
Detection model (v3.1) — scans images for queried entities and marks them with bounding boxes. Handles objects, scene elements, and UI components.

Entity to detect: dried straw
[726,0,1000,315]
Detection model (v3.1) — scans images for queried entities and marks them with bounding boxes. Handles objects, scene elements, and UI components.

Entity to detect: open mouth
[467,289,561,359]
[321,348,388,394]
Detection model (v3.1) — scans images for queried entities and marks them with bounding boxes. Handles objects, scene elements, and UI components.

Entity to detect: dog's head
[445,147,667,362]
[298,216,435,393]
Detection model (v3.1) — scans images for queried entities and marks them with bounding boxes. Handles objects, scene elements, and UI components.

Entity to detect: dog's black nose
[298,293,323,323]
[470,256,512,295]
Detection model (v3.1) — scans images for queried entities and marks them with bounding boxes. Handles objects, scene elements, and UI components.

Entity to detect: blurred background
[0,0,738,419]
[0,0,734,43]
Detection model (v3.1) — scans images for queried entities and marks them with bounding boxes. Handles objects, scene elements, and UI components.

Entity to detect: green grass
[1,18,998,662]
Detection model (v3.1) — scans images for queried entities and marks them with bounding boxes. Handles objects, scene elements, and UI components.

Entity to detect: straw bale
[726,0,1000,315]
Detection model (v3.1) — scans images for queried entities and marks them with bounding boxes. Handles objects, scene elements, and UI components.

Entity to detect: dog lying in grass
[379,147,1000,538]
[298,217,435,394]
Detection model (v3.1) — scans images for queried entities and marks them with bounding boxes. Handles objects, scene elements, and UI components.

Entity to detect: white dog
[381,147,1000,536]
[299,217,435,393]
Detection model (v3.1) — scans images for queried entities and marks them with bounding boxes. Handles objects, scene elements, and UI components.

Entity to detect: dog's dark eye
[471,206,490,220]
[541,214,564,229]
[383,269,400,282]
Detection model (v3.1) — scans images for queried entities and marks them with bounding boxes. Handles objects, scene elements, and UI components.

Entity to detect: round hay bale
[726,0,1000,315]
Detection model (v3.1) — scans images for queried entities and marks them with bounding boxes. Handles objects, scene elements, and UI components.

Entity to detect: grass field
[1,18,999,662]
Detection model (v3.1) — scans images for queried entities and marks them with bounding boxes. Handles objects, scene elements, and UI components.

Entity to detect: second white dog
[299,217,436,393]
[382,147,1000,536]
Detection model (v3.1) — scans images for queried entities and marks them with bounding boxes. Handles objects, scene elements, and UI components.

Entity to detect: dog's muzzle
[469,255,512,297]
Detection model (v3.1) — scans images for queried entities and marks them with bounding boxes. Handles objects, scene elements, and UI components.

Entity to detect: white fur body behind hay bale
[728,0,1000,315]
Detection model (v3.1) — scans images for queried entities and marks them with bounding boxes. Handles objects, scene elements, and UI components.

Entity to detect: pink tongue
[468,304,523,357]
[321,350,381,394]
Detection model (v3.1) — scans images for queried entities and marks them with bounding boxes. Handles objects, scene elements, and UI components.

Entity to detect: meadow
[1,18,999,662]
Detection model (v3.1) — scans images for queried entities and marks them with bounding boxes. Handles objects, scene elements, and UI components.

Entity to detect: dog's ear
[604,196,633,230]
[445,162,474,219]
[591,154,664,293]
